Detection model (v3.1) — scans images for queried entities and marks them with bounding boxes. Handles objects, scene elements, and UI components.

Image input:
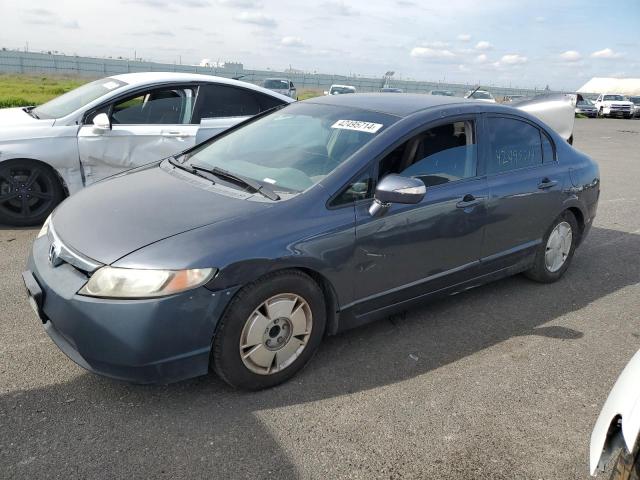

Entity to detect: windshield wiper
[23,107,40,119]
[191,164,280,201]
[167,156,215,184]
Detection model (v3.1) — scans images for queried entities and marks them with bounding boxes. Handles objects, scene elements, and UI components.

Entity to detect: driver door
[77,85,199,185]
[351,118,488,312]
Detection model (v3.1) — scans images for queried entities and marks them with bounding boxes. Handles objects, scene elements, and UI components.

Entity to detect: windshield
[603,95,625,101]
[264,79,289,89]
[330,86,356,94]
[629,97,640,105]
[184,103,397,193]
[470,91,493,99]
[577,99,593,106]
[33,78,127,119]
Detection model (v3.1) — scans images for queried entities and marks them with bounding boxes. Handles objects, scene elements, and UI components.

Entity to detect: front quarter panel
[590,350,640,475]
[0,124,83,193]
[112,189,358,308]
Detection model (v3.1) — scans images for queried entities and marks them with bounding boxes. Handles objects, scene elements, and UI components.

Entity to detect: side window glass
[331,170,373,207]
[255,93,286,111]
[111,87,194,125]
[486,117,542,174]
[193,84,261,122]
[398,121,477,187]
[542,133,555,162]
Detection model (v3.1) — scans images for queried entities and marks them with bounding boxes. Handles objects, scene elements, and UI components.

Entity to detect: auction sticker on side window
[331,120,383,134]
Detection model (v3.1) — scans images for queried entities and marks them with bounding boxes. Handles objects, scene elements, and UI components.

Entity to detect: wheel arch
[0,156,69,197]
[209,261,343,338]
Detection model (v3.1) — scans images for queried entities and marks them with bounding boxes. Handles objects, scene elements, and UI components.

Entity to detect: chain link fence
[0,50,562,98]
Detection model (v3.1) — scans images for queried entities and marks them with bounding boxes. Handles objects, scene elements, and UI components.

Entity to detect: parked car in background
[594,94,634,118]
[262,78,297,99]
[0,73,293,226]
[576,98,598,118]
[464,89,496,103]
[324,85,357,95]
[429,90,455,96]
[23,93,599,390]
[379,87,403,93]
[628,96,640,118]
[590,349,640,479]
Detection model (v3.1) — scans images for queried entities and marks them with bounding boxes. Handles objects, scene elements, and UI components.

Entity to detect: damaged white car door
[78,86,200,184]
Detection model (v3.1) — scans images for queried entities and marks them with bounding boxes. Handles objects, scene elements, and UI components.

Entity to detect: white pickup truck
[594,93,634,118]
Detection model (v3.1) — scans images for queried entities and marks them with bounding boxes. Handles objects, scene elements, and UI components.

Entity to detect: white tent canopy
[577,77,640,96]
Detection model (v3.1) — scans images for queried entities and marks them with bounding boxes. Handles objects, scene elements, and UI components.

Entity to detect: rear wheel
[212,270,326,390]
[0,159,65,226]
[525,211,578,283]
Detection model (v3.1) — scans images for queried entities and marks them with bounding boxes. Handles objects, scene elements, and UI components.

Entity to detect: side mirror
[369,174,426,216]
[92,113,111,132]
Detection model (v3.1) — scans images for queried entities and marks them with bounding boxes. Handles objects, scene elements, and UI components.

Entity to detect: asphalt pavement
[1,118,639,479]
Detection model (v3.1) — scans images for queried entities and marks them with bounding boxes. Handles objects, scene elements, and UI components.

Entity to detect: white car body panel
[590,349,640,475]
[513,94,576,141]
[0,72,292,195]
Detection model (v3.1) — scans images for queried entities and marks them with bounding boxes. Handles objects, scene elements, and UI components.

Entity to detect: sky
[0,0,638,90]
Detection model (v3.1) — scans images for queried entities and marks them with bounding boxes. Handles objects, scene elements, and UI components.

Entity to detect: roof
[577,77,640,96]
[304,92,470,117]
[108,72,293,102]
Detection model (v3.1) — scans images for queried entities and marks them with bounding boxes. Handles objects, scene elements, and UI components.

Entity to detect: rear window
[486,117,543,174]
[264,79,289,89]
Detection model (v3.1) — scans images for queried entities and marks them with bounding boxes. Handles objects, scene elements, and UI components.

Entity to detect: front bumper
[23,236,238,384]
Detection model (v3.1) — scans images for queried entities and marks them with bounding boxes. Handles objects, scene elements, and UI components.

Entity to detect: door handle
[456,194,480,209]
[162,131,188,137]
[538,178,558,189]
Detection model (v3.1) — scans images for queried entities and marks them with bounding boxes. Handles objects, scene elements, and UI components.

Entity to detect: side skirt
[335,253,535,333]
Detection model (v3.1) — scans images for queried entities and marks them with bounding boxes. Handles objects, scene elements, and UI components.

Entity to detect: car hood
[51,164,273,265]
[0,107,55,127]
[605,101,633,106]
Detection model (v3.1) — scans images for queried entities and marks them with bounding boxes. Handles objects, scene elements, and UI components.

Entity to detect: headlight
[78,267,216,299]
[37,214,51,239]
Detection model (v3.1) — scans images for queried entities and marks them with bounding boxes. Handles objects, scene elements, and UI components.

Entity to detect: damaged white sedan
[0,72,293,225]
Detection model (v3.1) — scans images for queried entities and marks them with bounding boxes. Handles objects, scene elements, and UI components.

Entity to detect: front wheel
[525,211,578,283]
[608,442,640,480]
[0,159,65,226]
[211,270,326,390]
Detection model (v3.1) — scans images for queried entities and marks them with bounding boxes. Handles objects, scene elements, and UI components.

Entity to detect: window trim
[326,114,480,210]
[82,82,201,126]
[480,113,548,177]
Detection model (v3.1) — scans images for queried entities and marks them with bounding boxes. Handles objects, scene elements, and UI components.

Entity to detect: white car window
[110,87,196,125]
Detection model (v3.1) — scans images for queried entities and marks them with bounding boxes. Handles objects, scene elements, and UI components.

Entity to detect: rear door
[479,114,564,268]
[193,83,276,143]
[78,85,199,184]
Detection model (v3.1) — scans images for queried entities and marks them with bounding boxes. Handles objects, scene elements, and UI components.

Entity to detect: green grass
[297,89,323,100]
[0,74,324,108]
[0,75,87,108]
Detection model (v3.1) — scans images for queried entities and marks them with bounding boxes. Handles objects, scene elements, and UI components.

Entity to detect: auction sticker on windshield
[331,120,383,133]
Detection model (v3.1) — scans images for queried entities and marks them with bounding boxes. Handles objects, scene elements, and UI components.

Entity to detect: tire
[525,210,578,283]
[567,135,574,145]
[0,159,65,226]
[608,442,640,480]
[212,270,326,390]
[599,107,605,118]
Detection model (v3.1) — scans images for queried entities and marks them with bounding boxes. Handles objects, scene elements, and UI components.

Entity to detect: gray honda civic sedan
[23,94,600,390]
